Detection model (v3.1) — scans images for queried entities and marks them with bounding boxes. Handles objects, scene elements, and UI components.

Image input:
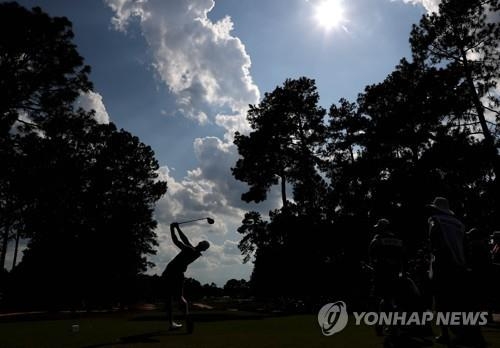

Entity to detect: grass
[0,310,499,348]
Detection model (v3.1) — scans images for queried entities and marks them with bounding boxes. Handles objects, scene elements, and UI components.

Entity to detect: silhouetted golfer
[162,222,210,330]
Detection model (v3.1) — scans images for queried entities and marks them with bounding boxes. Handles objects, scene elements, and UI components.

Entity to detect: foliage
[0,1,92,271]
[232,77,327,215]
[233,1,500,299]
[0,2,167,308]
[410,0,500,143]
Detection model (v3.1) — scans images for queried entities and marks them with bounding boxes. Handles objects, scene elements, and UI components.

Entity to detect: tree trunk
[281,174,288,210]
[0,224,9,271]
[12,230,20,269]
[460,49,500,195]
[461,48,494,145]
[349,145,355,163]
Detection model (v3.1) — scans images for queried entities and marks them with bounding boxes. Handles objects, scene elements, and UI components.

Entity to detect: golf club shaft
[177,217,209,225]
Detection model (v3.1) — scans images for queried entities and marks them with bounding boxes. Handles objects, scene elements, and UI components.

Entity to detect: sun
[314,0,346,31]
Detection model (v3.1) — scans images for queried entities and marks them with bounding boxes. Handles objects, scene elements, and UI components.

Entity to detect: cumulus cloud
[149,166,253,285]
[105,0,259,126]
[399,0,440,13]
[150,158,281,284]
[105,1,286,285]
[76,91,110,124]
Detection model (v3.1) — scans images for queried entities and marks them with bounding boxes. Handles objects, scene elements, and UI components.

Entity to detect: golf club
[176,217,215,226]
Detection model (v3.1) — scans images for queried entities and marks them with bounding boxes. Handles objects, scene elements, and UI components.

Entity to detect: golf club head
[206,217,215,225]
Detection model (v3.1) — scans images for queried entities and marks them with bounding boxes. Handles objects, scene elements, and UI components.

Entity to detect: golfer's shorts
[163,270,184,298]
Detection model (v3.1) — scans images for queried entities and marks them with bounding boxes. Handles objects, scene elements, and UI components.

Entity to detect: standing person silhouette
[369,219,405,335]
[465,228,491,313]
[426,197,477,346]
[162,222,210,330]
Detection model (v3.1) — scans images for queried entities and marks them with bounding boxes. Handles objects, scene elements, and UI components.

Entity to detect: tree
[232,77,327,214]
[0,2,92,270]
[326,58,486,215]
[223,278,249,298]
[319,57,498,289]
[410,0,500,146]
[322,98,369,221]
[232,0,500,301]
[18,115,167,307]
[0,148,24,271]
[237,211,269,264]
[409,0,500,225]
[0,3,167,307]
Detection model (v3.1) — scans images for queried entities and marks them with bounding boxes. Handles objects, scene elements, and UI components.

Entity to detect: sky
[10,0,438,286]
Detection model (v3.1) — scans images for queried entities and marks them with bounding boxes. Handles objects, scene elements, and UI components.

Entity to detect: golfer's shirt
[168,246,202,273]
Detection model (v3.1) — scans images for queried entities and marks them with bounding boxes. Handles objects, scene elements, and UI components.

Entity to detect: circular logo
[317,301,348,336]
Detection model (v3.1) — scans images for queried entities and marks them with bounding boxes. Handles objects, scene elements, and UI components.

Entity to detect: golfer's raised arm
[170,223,187,249]
[176,225,193,248]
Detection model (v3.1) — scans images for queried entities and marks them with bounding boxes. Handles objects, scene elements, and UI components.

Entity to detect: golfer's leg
[166,294,173,326]
[181,295,189,316]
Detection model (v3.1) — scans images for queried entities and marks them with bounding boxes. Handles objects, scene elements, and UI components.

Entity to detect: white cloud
[150,159,281,285]
[76,91,110,124]
[105,0,259,126]
[399,0,440,13]
[105,0,287,285]
[149,166,254,285]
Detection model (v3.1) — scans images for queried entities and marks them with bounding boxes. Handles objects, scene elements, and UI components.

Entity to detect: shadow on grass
[81,330,189,348]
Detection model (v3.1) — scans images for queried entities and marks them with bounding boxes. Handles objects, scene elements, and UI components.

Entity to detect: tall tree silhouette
[0,2,92,270]
[237,211,269,264]
[232,77,327,215]
[350,59,492,225]
[322,98,369,221]
[0,147,24,270]
[0,3,167,307]
[410,0,500,146]
[231,0,500,300]
[410,0,500,225]
[0,2,92,131]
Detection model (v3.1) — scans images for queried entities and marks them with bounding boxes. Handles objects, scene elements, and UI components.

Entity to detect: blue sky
[13,0,436,285]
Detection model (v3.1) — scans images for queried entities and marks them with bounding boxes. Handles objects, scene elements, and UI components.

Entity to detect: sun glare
[314,0,346,31]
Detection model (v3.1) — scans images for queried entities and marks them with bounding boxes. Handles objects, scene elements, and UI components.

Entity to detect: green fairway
[0,311,499,348]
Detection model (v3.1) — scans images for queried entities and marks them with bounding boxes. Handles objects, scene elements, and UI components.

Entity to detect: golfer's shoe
[169,322,183,330]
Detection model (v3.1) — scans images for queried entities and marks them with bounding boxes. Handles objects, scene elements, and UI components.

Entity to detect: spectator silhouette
[466,228,491,312]
[427,197,485,347]
[492,231,500,265]
[491,231,500,313]
[369,218,405,335]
